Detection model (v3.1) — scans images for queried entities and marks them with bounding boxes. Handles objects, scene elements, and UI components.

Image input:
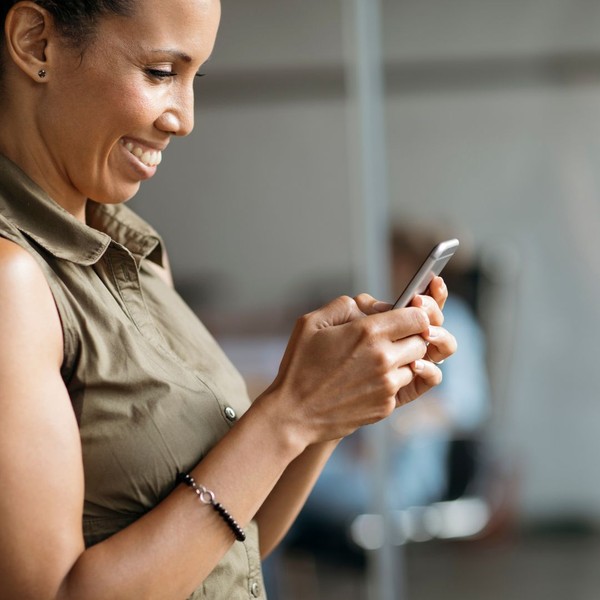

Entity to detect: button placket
[108,245,166,349]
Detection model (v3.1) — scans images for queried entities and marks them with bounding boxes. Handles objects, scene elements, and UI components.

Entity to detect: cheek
[116,79,156,114]
[73,69,161,133]
[100,81,159,131]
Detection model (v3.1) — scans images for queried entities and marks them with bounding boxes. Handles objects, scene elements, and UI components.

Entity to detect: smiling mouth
[121,140,162,167]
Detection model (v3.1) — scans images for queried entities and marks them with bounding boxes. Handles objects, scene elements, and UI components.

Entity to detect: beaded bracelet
[176,472,246,542]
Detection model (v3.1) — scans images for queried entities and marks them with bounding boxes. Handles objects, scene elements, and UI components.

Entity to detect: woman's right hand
[258,295,431,449]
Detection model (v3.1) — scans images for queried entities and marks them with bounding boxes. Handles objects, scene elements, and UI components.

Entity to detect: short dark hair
[1,0,137,49]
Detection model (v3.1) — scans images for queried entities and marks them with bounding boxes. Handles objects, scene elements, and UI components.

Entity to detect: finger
[422,326,458,363]
[396,360,443,407]
[354,293,391,315]
[390,334,428,369]
[411,294,444,327]
[370,335,427,378]
[389,365,419,400]
[428,276,448,310]
[412,359,443,387]
[352,306,430,344]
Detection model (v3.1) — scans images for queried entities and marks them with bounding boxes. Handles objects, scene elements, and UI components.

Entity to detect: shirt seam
[106,247,233,429]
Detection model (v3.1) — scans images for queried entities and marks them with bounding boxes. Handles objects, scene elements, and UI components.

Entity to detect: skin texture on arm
[255,439,340,557]
[0,238,85,596]
[0,233,455,599]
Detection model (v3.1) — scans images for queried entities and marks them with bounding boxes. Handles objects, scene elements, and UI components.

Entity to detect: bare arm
[0,239,454,599]
[255,439,339,557]
[0,239,85,596]
[252,280,456,556]
[0,240,302,599]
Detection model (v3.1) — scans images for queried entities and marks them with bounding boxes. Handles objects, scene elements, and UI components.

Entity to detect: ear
[4,1,55,82]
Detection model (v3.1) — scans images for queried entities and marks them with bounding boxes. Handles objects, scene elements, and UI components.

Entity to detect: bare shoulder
[0,237,48,276]
[0,235,40,270]
[0,237,63,366]
[0,235,49,284]
[0,238,84,595]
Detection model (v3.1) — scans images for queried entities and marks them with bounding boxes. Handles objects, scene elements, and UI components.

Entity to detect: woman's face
[39,0,220,211]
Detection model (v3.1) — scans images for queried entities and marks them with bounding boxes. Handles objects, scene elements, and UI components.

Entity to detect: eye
[146,68,177,80]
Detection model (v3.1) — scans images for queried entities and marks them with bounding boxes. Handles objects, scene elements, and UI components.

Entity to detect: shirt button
[250,581,261,597]
[224,406,237,421]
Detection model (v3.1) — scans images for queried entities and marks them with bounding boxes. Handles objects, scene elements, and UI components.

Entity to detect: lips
[120,139,162,167]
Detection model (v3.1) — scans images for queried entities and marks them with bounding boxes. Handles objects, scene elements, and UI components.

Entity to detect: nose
[155,87,195,137]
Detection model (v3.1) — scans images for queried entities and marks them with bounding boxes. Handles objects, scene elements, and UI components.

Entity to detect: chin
[91,184,142,205]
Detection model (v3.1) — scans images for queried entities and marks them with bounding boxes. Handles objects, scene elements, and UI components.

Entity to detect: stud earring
[37,69,47,79]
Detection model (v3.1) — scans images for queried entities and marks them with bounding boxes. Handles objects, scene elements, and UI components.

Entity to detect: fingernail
[428,326,439,339]
[374,301,392,312]
[413,360,425,372]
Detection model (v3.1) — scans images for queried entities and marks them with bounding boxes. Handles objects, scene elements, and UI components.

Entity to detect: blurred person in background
[386,224,491,507]
[271,223,490,583]
[0,1,457,599]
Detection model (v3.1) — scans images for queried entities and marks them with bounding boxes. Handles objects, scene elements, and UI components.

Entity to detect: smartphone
[392,238,460,309]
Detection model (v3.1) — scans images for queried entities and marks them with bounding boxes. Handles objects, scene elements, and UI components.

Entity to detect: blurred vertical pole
[341,1,404,600]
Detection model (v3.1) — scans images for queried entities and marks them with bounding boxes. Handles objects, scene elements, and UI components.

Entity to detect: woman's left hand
[355,276,457,408]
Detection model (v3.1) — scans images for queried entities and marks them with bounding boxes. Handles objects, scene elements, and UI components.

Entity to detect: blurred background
[131,0,600,598]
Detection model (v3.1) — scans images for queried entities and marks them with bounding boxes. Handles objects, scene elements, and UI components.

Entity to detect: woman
[0,1,457,598]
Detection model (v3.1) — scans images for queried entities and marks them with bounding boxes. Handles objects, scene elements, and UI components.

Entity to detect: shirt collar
[0,153,164,267]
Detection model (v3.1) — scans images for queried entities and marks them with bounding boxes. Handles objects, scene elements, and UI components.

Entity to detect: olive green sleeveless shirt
[0,154,266,600]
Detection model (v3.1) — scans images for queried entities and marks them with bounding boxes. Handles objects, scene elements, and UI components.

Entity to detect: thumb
[354,293,393,315]
[310,295,366,328]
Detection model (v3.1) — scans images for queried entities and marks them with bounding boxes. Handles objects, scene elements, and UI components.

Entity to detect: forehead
[95,0,220,59]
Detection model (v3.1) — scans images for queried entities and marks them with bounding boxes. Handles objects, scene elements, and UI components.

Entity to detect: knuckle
[296,312,323,334]
[354,292,372,305]
[338,295,357,311]
[428,305,444,327]
[381,397,397,419]
[296,312,313,330]
[372,348,392,372]
[381,372,399,396]
[409,307,429,332]
[417,336,429,356]
[356,318,380,342]
[371,394,396,422]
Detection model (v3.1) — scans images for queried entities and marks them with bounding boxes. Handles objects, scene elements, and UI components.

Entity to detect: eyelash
[146,69,205,80]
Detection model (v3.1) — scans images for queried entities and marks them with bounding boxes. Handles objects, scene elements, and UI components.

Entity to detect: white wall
[388,86,600,520]
[132,0,600,522]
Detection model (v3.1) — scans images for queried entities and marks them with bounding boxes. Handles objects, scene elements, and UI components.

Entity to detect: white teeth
[122,141,162,167]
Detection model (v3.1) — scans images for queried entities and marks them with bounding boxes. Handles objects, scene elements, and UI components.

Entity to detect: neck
[0,110,88,223]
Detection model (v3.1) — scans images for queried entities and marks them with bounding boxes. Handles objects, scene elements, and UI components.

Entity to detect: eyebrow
[150,49,193,63]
